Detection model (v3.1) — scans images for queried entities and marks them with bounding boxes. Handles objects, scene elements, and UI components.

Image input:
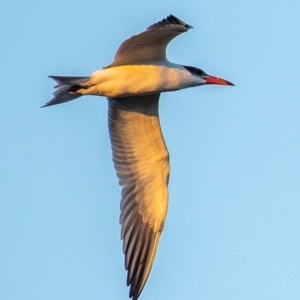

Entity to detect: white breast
[81,63,198,98]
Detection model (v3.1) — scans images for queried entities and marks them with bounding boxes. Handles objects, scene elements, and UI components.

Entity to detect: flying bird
[43,15,234,300]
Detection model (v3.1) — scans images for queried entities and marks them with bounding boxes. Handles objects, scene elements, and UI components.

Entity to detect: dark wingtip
[149,14,193,30]
[167,14,193,29]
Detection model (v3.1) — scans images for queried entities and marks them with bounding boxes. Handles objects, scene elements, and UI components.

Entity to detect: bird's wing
[107,15,193,67]
[108,94,170,300]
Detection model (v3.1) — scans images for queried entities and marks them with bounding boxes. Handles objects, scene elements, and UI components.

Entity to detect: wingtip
[167,14,193,29]
[148,14,193,30]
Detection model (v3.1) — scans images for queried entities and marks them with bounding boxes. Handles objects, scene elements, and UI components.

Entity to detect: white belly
[82,64,196,98]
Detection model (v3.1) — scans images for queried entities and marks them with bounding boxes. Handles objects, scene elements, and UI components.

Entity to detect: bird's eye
[196,68,206,76]
[184,66,208,77]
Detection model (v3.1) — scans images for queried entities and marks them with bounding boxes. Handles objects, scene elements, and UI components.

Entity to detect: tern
[43,15,234,300]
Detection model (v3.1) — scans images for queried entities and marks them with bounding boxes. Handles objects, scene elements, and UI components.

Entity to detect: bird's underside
[108,94,169,299]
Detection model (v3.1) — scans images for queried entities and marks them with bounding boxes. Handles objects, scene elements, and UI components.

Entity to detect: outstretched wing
[107,94,170,299]
[108,15,193,67]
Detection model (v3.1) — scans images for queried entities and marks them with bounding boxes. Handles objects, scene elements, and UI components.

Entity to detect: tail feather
[42,76,90,107]
[49,76,90,88]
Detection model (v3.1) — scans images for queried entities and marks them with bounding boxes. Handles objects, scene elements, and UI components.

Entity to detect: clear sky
[1,1,300,299]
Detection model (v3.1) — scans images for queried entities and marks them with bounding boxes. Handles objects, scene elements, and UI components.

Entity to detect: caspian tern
[43,14,234,300]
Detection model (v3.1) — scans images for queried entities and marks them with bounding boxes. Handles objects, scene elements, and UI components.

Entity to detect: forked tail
[42,76,90,107]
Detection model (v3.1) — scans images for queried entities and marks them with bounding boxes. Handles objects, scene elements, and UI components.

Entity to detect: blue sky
[1,1,300,299]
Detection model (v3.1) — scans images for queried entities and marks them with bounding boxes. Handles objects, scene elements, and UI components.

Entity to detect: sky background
[1,1,300,299]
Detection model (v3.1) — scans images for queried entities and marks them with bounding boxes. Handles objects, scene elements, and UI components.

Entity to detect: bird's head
[184,65,234,86]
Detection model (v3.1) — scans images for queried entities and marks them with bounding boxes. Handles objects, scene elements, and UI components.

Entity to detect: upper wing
[108,15,193,67]
[108,94,170,300]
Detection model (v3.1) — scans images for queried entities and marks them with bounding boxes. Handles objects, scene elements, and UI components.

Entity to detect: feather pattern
[107,94,169,299]
[108,15,193,67]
